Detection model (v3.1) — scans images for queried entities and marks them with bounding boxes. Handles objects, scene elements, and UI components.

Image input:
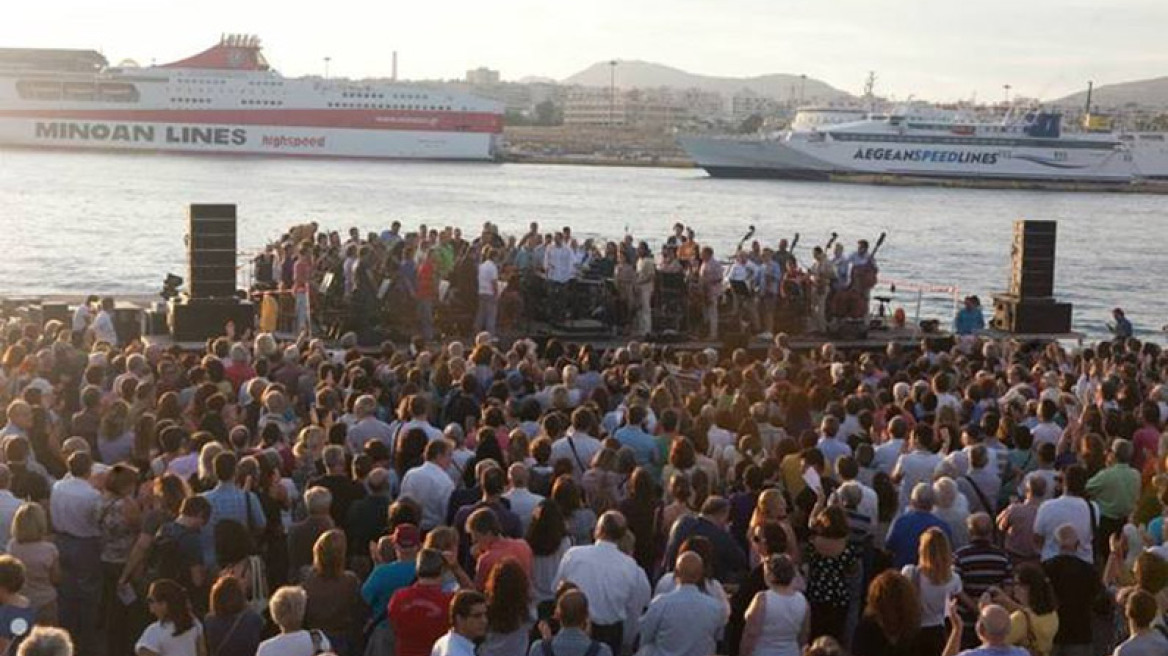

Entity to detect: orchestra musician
[809,246,837,333]
[698,246,723,340]
[758,248,781,335]
[847,239,879,307]
[635,242,656,336]
[544,232,576,323]
[726,250,760,333]
[615,249,637,330]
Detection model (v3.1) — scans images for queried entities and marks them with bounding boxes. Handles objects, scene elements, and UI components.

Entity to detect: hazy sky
[4,0,1166,101]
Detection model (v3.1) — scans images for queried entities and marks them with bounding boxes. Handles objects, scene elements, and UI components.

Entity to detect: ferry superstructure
[680,108,1168,183]
[0,35,503,160]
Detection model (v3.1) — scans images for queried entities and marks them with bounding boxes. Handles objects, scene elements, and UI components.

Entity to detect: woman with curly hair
[851,569,923,656]
[479,558,532,656]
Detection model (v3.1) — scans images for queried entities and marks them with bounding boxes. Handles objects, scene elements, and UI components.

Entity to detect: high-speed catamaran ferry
[680,107,1168,183]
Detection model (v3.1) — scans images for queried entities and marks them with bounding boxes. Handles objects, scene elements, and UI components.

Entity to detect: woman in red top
[388,548,454,656]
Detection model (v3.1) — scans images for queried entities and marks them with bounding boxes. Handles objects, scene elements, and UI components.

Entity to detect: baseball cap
[390,524,420,549]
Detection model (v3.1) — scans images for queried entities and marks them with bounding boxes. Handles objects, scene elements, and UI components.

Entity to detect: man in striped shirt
[953,513,1012,649]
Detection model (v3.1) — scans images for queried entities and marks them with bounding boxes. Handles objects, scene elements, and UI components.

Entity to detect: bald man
[945,603,1028,656]
[1041,524,1102,656]
[637,552,727,656]
[953,513,1011,649]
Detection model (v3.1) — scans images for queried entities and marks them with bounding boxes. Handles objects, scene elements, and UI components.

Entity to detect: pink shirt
[292,256,313,293]
[1132,426,1160,471]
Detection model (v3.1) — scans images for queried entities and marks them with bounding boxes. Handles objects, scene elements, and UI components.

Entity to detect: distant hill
[563,60,852,102]
[1052,77,1168,109]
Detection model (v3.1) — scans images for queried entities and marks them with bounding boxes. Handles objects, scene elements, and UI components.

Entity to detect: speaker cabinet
[113,307,144,344]
[41,303,70,326]
[1009,220,1056,299]
[991,294,1072,334]
[188,204,238,299]
[168,298,254,343]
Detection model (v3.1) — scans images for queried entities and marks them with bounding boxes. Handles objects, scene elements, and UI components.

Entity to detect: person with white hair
[256,586,330,656]
[942,602,1027,656]
[16,626,73,656]
[885,483,953,568]
[344,395,395,453]
[933,477,971,549]
[1040,524,1103,656]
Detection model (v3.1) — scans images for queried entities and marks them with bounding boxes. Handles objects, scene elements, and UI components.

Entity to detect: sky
[3,0,1167,102]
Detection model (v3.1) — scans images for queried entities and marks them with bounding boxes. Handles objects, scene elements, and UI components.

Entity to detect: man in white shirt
[502,463,544,534]
[817,415,852,473]
[550,408,603,478]
[91,297,118,346]
[1033,464,1098,563]
[871,416,909,475]
[399,440,455,531]
[555,511,652,656]
[70,295,98,346]
[892,425,944,508]
[1029,399,1063,449]
[51,452,103,650]
[474,247,500,335]
[543,233,576,324]
[544,234,576,284]
[431,590,487,656]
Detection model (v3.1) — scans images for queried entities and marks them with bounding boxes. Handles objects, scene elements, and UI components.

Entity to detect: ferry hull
[680,135,1142,184]
[0,117,497,160]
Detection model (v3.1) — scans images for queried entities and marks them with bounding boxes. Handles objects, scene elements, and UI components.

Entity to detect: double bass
[829,232,886,320]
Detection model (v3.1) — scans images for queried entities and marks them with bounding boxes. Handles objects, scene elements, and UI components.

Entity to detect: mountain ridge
[1051,76,1168,108]
[562,60,853,102]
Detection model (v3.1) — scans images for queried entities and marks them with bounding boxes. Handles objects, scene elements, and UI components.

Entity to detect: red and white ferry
[0,35,503,160]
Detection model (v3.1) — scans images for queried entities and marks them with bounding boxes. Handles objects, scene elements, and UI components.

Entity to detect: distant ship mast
[862,71,877,113]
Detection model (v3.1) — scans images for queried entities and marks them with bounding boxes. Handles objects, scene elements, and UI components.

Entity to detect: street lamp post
[609,60,618,154]
[324,57,331,80]
[1003,83,1011,105]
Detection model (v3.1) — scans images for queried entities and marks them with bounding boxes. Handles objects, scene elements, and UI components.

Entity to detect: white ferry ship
[680,107,1168,183]
[0,35,503,160]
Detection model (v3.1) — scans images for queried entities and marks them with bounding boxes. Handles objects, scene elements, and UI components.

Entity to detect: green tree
[738,113,764,133]
[534,100,563,126]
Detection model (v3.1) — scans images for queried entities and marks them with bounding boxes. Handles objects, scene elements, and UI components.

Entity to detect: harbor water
[1,148,1165,340]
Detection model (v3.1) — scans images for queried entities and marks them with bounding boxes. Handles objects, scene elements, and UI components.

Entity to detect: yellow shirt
[1007,609,1058,656]
[780,453,806,498]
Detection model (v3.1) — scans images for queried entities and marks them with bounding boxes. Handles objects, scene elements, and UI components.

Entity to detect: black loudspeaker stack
[168,204,255,342]
[990,220,1073,334]
[188,204,238,299]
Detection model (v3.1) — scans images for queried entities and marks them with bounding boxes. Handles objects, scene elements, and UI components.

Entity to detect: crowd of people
[251,221,881,343]
[0,220,1165,656]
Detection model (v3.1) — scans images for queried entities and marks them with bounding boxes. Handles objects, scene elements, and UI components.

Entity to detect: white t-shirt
[1030,422,1063,449]
[894,450,943,505]
[71,303,92,332]
[478,260,499,296]
[902,565,962,628]
[256,630,331,656]
[1033,495,1098,563]
[135,620,204,656]
[92,310,118,346]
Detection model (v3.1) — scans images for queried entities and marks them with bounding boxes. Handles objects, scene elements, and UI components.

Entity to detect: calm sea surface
[1,148,1165,340]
